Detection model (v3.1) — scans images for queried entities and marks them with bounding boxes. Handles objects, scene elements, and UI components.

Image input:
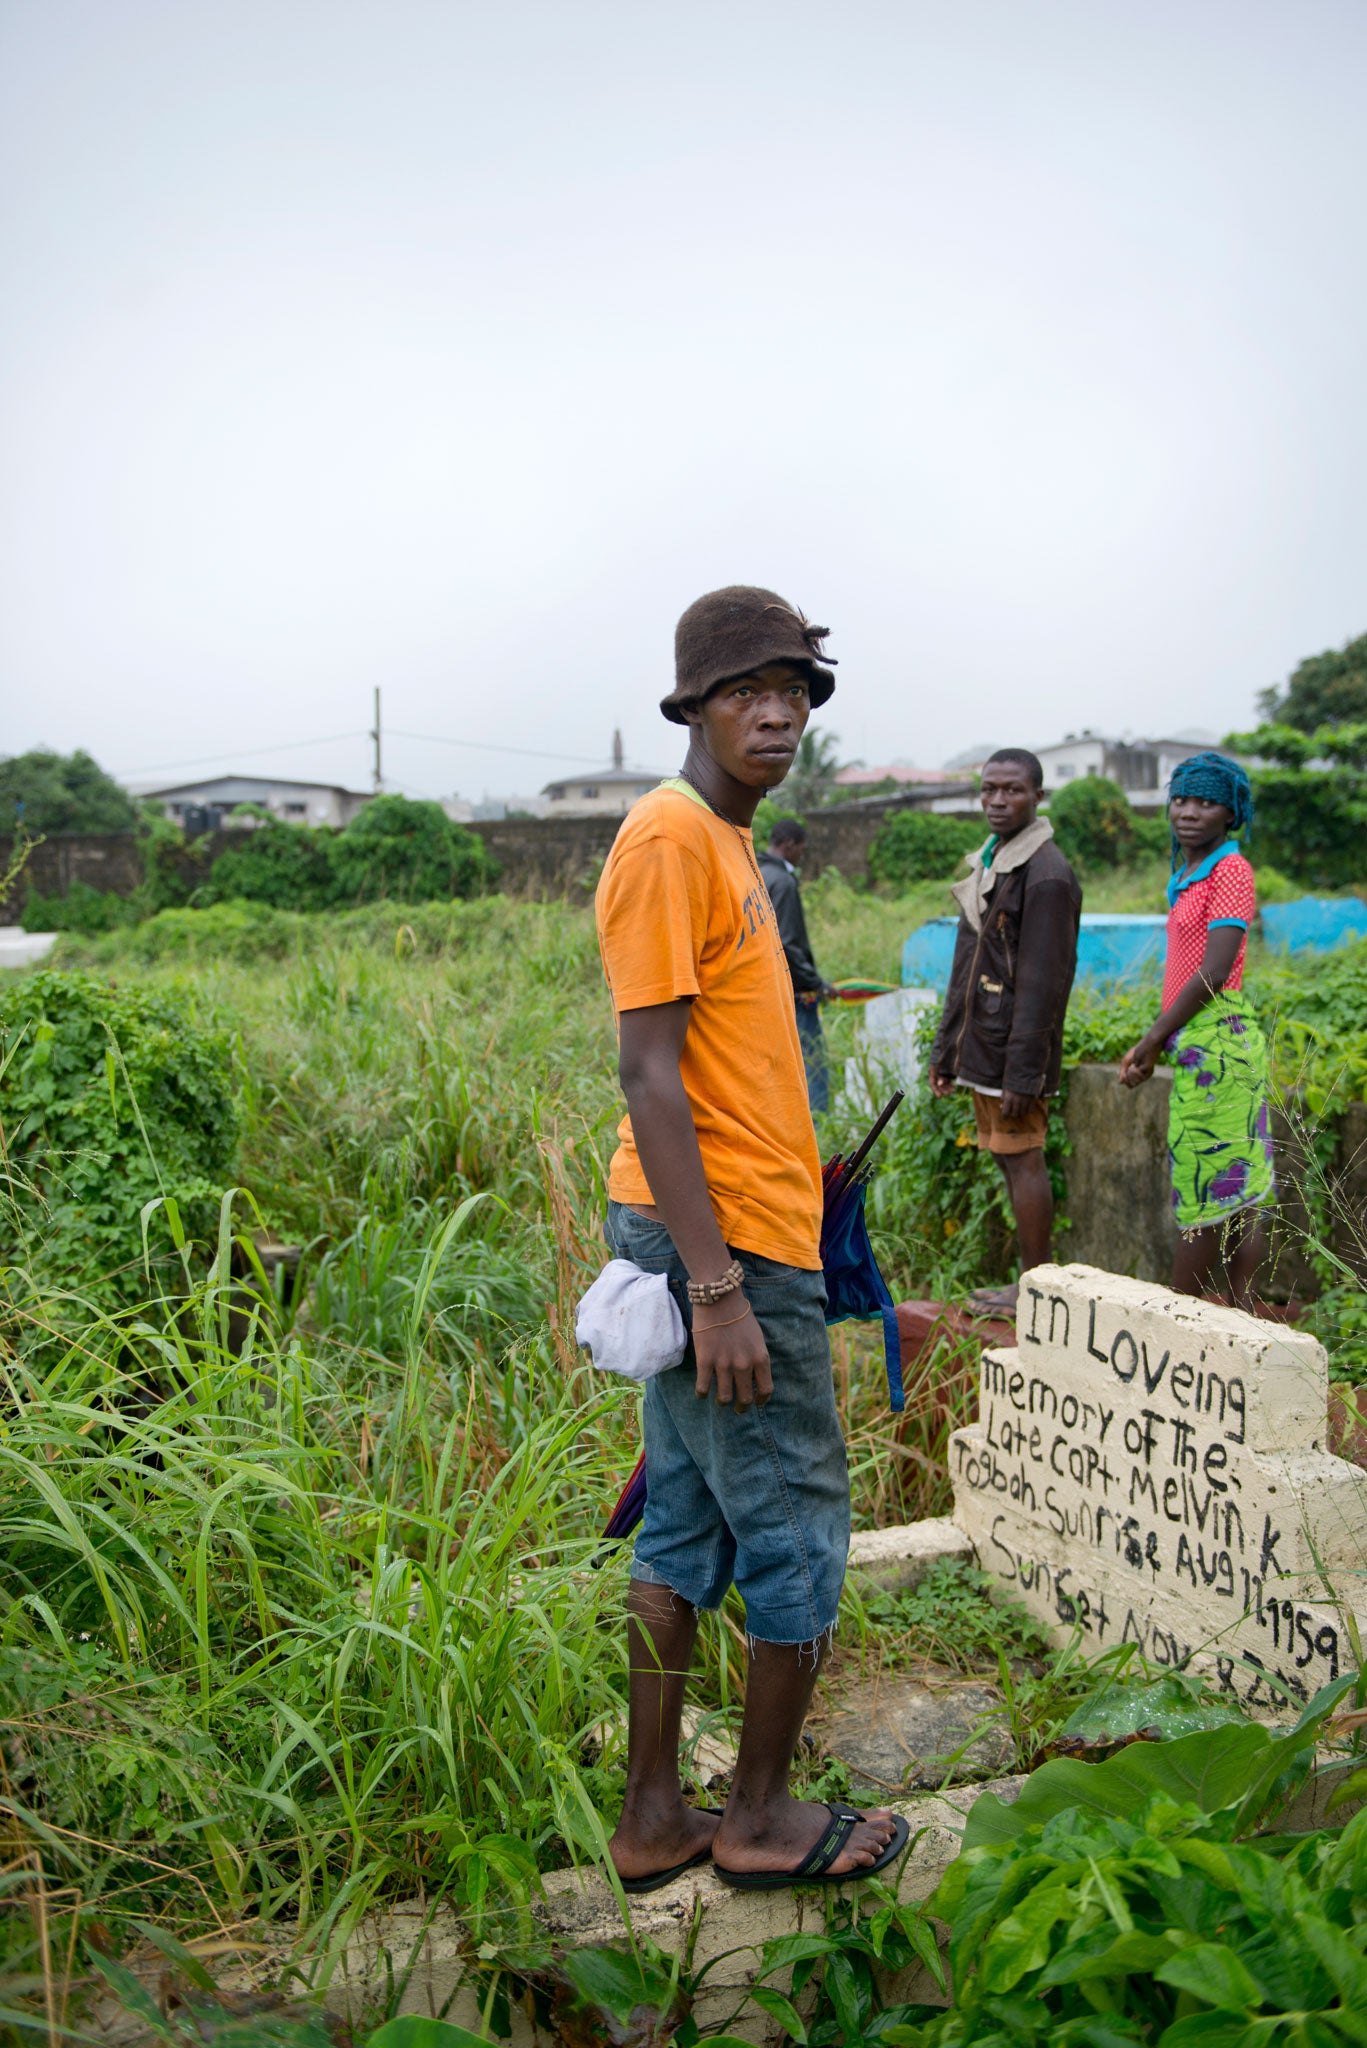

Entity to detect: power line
[388,728,629,768]
[114,732,368,780]
[390,728,609,766]
[115,723,654,784]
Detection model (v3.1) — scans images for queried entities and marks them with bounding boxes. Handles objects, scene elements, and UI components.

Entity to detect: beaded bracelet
[686,1259,745,1306]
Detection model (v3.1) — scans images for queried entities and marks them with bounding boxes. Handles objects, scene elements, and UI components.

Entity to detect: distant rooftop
[130,772,371,800]
[539,728,664,798]
[943,742,996,771]
[835,764,973,787]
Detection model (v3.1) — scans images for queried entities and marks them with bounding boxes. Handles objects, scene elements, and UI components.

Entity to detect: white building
[540,731,665,818]
[134,774,373,830]
[1033,732,1220,801]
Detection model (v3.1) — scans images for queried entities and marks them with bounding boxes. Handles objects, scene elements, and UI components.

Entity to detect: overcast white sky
[2,0,1364,802]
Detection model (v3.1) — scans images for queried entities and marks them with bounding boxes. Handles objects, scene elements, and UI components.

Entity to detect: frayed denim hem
[628,1563,707,1616]
[745,1620,838,1667]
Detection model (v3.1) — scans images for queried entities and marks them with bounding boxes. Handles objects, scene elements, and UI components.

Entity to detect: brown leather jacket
[928,840,1082,1098]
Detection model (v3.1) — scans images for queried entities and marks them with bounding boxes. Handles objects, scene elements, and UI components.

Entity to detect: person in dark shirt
[759,820,834,1113]
[927,750,1081,1314]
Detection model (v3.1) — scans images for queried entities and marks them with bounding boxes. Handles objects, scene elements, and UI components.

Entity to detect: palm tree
[781,727,851,812]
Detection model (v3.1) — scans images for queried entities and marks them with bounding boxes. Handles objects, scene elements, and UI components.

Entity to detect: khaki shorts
[972,1089,1048,1155]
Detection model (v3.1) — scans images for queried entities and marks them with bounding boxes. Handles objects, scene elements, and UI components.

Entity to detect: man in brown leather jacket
[927,748,1081,1314]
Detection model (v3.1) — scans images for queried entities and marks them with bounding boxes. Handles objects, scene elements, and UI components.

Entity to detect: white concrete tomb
[950,1263,1367,1709]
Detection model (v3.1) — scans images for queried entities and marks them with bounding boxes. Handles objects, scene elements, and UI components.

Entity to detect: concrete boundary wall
[0,795,980,916]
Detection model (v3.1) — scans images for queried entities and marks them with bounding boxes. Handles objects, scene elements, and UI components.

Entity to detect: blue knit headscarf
[1167,751,1253,867]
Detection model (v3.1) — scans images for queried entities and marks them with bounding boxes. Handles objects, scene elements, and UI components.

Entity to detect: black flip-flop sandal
[615,1809,723,1895]
[713,1802,910,1892]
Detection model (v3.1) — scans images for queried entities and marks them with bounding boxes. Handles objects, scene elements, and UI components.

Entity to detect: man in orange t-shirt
[594,586,903,1896]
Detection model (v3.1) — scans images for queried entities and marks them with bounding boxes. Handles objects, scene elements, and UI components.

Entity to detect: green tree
[328,794,493,903]
[868,810,984,886]
[1225,721,1367,888]
[1047,773,1136,869]
[0,749,138,833]
[1258,630,1367,729]
[781,726,849,811]
[751,796,785,846]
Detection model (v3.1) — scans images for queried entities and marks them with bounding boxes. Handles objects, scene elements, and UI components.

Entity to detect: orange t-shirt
[595,781,822,1270]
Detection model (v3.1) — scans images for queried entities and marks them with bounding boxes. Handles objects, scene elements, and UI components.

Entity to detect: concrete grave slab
[88,1779,1025,2047]
[950,1263,1367,1711]
[821,1674,1014,1792]
[847,1516,975,1594]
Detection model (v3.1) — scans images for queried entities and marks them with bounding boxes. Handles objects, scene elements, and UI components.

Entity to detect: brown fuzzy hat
[660,585,837,726]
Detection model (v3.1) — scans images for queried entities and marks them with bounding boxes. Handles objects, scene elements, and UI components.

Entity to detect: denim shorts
[604,1201,850,1646]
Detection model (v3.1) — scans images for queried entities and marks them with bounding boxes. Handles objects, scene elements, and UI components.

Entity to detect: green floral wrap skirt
[1166,991,1276,1234]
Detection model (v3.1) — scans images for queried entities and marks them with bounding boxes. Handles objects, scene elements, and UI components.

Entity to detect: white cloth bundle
[575,1259,687,1381]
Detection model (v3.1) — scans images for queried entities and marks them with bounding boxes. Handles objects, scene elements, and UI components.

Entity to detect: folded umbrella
[602,1451,648,1542]
[598,1091,906,1545]
[826,978,897,1001]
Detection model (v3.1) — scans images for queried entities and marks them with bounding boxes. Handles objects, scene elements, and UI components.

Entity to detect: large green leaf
[367,2023,492,2048]
[749,1985,808,2043]
[1056,1677,1245,1748]
[1157,2015,1257,2048]
[963,1724,1273,1850]
[558,1944,676,2022]
[1039,1926,1179,1986]
[1155,1942,1262,2009]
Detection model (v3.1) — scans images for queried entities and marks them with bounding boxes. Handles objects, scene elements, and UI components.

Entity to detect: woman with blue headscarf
[1119,752,1274,1311]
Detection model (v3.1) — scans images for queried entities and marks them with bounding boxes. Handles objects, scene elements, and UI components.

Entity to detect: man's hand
[928,1063,957,1100]
[693,1295,773,1412]
[1000,1089,1034,1122]
[1119,1039,1158,1088]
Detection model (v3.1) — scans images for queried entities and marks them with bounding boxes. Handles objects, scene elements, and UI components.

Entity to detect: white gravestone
[950,1263,1367,1711]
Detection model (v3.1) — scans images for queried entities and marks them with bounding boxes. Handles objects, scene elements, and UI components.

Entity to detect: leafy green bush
[0,969,238,1294]
[1227,722,1367,890]
[1131,811,1173,861]
[1254,936,1367,1121]
[204,817,339,910]
[1047,772,1137,869]
[915,1794,1367,2043]
[905,1684,1367,2046]
[200,795,495,912]
[328,793,494,903]
[20,879,137,934]
[26,798,497,932]
[1303,1285,1367,1386]
[868,811,984,887]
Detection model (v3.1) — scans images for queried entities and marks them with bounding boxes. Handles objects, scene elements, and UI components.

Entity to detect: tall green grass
[1,891,918,2012]
[13,874,1360,2019]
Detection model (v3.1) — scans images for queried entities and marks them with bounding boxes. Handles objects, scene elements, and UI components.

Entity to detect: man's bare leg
[971,1147,1053,1316]
[609,1580,719,1881]
[711,1637,896,1876]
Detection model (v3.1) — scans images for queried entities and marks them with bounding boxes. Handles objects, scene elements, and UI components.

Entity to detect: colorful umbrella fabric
[827,978,897,1000]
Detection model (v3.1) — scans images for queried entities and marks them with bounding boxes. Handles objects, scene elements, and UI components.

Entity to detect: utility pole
[371,686,382,793]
